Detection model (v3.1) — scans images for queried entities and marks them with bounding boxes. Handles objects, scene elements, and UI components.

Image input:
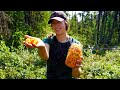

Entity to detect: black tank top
[43,36,80,79]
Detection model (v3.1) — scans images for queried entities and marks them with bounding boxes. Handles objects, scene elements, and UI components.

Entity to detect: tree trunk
[107,11,118,45]
[24,11,31,26]
[118,11,120,44]
[99,11,107,44]
[0,11,11,39]
[96,11,102,45]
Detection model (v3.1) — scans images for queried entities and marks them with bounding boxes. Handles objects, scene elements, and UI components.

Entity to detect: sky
[67,11,96,22]
[67,11,82,22]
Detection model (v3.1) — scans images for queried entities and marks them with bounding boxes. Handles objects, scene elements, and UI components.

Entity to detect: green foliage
[80,50,120,79]
[0,41,47,79]
[29,11,51,38]
[0,11,52,79]
[3,11,52,49]
[1,39,120,79]
[1,11,120,79]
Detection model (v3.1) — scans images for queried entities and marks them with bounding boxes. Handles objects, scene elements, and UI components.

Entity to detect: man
[24,11,83,79]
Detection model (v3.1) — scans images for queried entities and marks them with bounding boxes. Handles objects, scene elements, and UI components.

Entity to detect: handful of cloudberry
[25,38,38,45]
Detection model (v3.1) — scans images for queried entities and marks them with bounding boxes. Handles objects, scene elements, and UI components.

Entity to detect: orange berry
[31,38,38,45]
[25,38,31,44]
[25,38,38,45]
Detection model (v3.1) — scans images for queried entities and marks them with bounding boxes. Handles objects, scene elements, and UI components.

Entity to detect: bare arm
[23,35,50,61]
[38,43,50,61]
[72,58,83,79]
[72,67,81,78]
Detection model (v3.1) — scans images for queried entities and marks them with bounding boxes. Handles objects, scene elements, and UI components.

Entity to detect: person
[23,11,83,79]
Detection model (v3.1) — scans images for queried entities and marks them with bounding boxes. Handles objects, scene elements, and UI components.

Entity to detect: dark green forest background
[0,11,120,79]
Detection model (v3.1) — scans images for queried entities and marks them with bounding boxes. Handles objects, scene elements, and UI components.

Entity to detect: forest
[0,11,120,79]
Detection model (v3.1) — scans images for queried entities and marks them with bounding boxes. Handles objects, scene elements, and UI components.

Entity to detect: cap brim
[48,17,64,24]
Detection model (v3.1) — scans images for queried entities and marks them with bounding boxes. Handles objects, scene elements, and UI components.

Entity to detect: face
[51,19,66,35]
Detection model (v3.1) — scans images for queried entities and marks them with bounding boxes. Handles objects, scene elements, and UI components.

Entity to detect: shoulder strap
[68,36,81,45]
[49,35,57,46]
[68,36,75,45]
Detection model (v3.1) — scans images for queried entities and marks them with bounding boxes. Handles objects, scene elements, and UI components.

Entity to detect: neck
[56,33,69,43]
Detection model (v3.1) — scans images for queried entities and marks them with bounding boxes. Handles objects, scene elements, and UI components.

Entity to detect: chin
[55,32,62,35]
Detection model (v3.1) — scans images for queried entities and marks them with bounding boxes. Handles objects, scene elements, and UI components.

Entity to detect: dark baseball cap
[48,11,67,24]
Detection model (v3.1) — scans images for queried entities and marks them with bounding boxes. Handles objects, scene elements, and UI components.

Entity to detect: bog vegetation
[0,11,120,79]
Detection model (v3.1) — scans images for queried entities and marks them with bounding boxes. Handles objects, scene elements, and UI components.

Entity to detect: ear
[51,24,53,29]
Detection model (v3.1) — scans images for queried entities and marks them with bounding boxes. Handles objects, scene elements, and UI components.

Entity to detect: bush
[1,40,120,79]
[80,50,120,79]
[0,40,47,79]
